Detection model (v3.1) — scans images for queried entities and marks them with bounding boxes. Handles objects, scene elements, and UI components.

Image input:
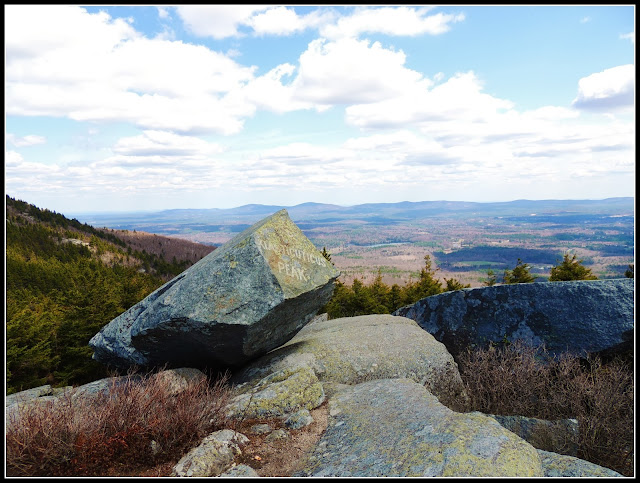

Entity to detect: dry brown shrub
[6,370,233,477]
[453,341,634,476]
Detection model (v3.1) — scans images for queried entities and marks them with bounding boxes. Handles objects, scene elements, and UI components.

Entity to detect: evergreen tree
[444,277,471,292]
[322,280,354,319]
[549,253,598,281]
[388,283,404,312]
[503,258,536,284]
[484,269,497,286]
[368,271,391,313]
[413,255,444,298]
[624,263,634,278]
[321,246,333,264]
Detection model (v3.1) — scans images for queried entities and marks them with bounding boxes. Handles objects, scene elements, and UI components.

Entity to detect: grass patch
[452,341,634,476]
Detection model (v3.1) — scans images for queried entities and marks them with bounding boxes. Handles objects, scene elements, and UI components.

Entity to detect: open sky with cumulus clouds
[5,5,635,214]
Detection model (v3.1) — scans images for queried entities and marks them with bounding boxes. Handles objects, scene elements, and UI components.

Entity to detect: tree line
[5,196,200,394]
[320,249,633,319]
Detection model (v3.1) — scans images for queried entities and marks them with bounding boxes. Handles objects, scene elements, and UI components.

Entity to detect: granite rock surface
[394,279,633,358]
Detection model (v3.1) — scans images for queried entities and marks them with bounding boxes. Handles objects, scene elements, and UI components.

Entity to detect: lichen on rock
[226,365,325,419]
[296,378,543,477]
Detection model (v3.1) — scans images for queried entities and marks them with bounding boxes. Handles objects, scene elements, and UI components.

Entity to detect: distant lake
[361,242,410,248]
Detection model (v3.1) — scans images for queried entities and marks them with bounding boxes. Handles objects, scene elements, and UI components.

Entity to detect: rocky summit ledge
[7,315,625,477]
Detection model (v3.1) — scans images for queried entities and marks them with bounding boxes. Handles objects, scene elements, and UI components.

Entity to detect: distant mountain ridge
[72,197,634,231]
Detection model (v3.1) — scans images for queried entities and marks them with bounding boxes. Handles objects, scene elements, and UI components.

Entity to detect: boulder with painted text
[89,209,340,369]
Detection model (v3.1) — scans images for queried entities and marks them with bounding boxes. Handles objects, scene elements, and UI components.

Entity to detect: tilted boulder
[394,279,633,359]
[89,209,340,369]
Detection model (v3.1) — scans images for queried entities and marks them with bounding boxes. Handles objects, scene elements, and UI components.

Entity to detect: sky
[4,5,636,214]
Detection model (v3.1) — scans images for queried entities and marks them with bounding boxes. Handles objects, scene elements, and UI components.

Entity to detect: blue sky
[5,5,635,214]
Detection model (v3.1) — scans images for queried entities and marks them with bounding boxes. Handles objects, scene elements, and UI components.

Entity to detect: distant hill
[69,197,634,234]
[5,195,215,394]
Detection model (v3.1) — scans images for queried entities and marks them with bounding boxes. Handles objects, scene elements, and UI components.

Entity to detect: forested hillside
[5,196,215,394]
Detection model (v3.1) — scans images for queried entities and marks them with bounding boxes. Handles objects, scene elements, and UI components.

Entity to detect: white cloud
[5,5,139,62]
[175,5,463,40]
[580,16,591,24]
[321,6,465,39]
[5,6,257,135]
[572,64,634,111]
[112,131,224,157]
[620,32,634,43]
[243,64,314,113]
[7,134,47,147]
[175,5,269,39]
[5,150,25,166]
[248,6,335,36]
[345,71,513,129]
[291,38,426,106]
[4,5,634,210]
[242,37,429,113]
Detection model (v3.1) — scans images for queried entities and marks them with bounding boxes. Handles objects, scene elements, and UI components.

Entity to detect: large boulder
[295,378,543,477]
[233,314,467,405]
[394,279,633,359]
[89,209,339,370]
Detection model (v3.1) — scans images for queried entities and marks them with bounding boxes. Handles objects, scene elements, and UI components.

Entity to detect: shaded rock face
[394,279,634,359]
[89,209,340,370]
[296,378,543,477]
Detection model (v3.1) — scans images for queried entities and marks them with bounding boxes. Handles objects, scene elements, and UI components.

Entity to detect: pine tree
[321,246,332,264]
[484,269,497,286]
[503,258,536,284]
[444,278,471,291]
[549,253,598,281]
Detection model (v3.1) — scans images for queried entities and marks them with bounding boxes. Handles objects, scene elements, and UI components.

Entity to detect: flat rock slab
[89,209,339,369]
[295,378,543,477]
[394,279,634,358]
[484,413,579,457]
[233,314,466,404]
[537,450,622,477]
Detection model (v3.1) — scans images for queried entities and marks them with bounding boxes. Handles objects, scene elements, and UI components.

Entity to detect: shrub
[6,370,233,477]
[453,341,634,476]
